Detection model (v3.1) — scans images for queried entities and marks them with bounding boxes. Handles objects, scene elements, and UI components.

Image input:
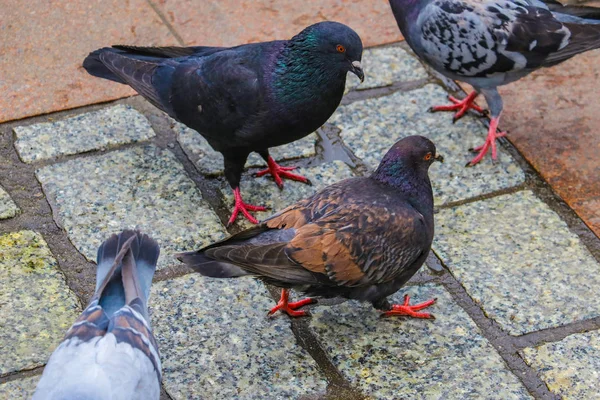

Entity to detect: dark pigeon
[389,0,600,165]
[83,22,364,225]
[33,231,161,400]
[177,136,443,318]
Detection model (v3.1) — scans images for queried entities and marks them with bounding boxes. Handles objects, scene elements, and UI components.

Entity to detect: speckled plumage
[389,0,600,163]
[33,231,161,400]
[83,22,363,224]
[178,136,442,312]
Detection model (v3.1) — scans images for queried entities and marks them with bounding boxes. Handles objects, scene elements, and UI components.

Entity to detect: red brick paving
[152,0,401,47]
[0,0,177,123]
[499,51,600,237]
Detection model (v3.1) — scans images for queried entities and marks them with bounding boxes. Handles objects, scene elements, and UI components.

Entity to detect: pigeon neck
[271,38,346,105]
[372,161,434,212]
[389,0,425,37]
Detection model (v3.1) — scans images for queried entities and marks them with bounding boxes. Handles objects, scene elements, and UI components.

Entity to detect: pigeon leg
[268,289,315,317]
[255,154,311,189]
[468,116,507,166]
[429,91,484,122]
[382,294,437,319]
[227,187,267,226]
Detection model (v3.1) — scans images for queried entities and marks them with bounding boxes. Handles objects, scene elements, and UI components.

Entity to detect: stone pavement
[2,43,600,400]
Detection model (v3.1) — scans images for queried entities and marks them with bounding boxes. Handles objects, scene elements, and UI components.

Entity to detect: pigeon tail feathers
[176,251,250,278]
[95,230,159,321]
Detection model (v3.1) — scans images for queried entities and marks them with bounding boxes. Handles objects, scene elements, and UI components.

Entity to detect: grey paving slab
[150,275,327,400]
[521,331,600,399]
[434,190,600,335]
[346,44,429,91]
[220,161,355,229]
[309,284,531,400]
[0,231,80,375]
[14,105,155,163]
[0,185,19,219]
[330,84,525,205]
[0,376,40,398]
[36,145,227,270]
[175,121,318,176]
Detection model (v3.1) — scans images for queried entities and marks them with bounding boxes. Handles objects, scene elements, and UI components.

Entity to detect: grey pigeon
[33,230,161,400]
[389,0,600,165]
[178,136,443,318]
[83,22,364,225]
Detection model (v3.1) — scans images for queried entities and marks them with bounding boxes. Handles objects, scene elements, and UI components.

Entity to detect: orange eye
[336,44,346,53]
[424,153,432,161]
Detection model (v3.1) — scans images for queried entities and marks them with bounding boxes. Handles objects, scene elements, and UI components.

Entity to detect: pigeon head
[289,21,364,82]
[372,135,442,191]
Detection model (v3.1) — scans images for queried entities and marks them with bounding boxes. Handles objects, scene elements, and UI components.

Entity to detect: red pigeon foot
[255,156,311,189]
[468,117,507,166]
[382,294,437,319]
[268,289,315,317]
[429,92,484,123]
[227,188,267,226]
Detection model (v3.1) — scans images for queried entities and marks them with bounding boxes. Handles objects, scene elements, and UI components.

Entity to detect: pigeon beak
[350,60,364,82]
[434,153,444,163]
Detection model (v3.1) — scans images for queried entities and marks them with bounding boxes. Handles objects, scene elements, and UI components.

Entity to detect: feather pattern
[33,231,161,400]
[391,0,600,87]
[178,136,439,307]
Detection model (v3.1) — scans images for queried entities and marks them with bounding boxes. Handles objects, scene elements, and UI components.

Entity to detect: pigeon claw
[227,188,267,226]
[268,289,315,318]
[468,117,507,166]
[429,92,484,123]
[255,156,311,190]
[382,295,437,319]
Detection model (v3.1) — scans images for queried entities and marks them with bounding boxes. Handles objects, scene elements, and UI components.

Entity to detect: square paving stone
[346,44,428,92]
[14,105,155,163]
[150,275,327,400]
[309,284,531,400]
[434,190,600,335]
[330,84,525,205]
[36,145,227,270]
[176,121,317,176]
[0,185,20,219]
[0,231,81,375]
[521,331,600,400]
[220,161,355,229]
[0,376,40,398]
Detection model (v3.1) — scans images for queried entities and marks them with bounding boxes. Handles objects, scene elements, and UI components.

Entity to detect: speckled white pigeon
[389,0,600,165]
[33,230,161,400]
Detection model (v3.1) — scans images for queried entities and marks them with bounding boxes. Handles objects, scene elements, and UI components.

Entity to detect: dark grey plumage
[389,0,600,164]
[83,22,364,225]
[178,136,443,318]
[33,230,161,400]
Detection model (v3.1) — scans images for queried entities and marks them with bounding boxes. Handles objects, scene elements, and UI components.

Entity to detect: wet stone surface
[521,330,600,399]
[0,376,40,398]
[13,105,155,163]
[0,185,19,219]
[220,161,355,229]
[330,84,525,205]
[309,284,531,400]
[150,275,327,400]
[0,231,80,375]
[434,190,600,335]
[36,145,227,270]
[346,44,428,91]
[175,121,317,176]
